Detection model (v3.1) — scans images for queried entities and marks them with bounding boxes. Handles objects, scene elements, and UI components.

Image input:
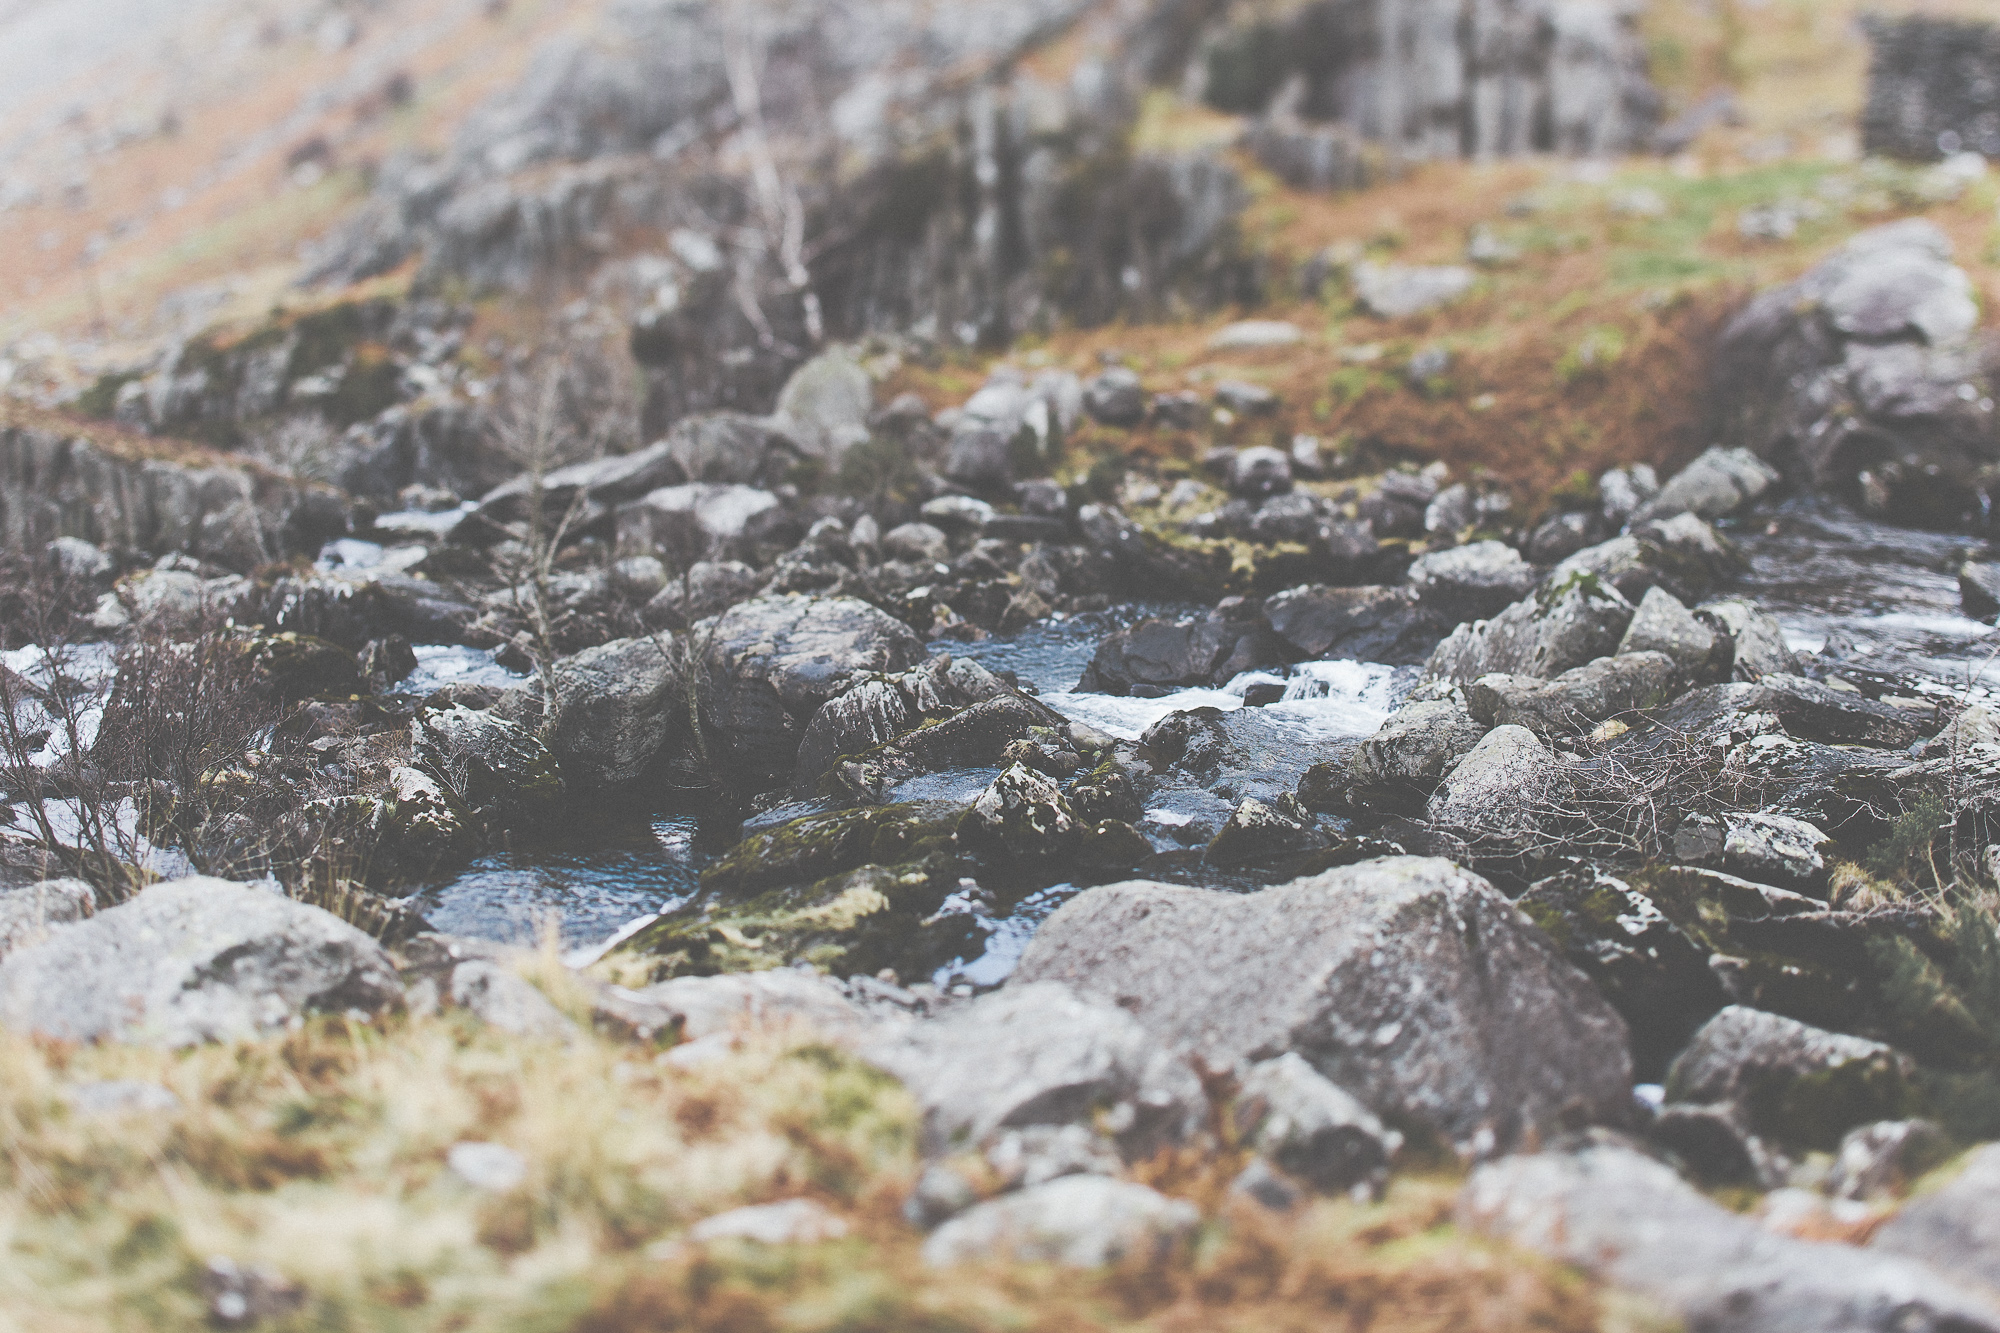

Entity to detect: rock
[1462,1140,2000,1333]
[359,634,420,692]
[376,765,477,871]
[825,694,1075,805]
[1709,812,1834,890]
[531,636,681,788]
[1205,795,1327,867]
[1665,1006,1917,1150]
[92,568,251,631]
[793,654,1018,789]
[1074,618,1262,694]
[1553,513,1745,605]
[1754,673,1929,748]
[447,1141,528,1191]
[0,878,94,960]
[1599,464,1660,525]
[1696,599,1797,682]
[473,440,686,532]
[862,981,1203,1160]
[1213,380,1279,415]
[1263,585,1446,665]
[1517,867,1725,1079]
[1526,512,1603,564]
[1960,561,2000,622]
[1407,542,1538,624]
[1352,264,1475,319]
[1228,445,1293,498]
[943,427,1016,491]
[661,413,801,486]
[1235,1053,1403,1199]
[628,970,874,1043]
[47,536,113,583]
[1466,651,1680,737]
[703,594,927,758]
[691,1198,850,1245]
[956,763,1079,864]
[449,961,578,1041]
[772,348,872,466]
[1348,694,1488,804]
[1828,1119,1952,1202]
[1649,1100,1785,1189]
[1873,1143,2000,1295]
[1209,320,1303,351]
[615,483,781,561]
[1405,344,1452,389]
[1423,572,1635,686]
[63,1079,181,1117]
[1427,724,1566,846]
[1637,446,1781,523]
[1617,586,1719,676]
[883,522,950,564]
[982,1124,1123,1192]
[920,1176,1199,1268]
[1423,482,1476,537]
[1015,857,1632,1157]
[412,705,565,828]
[1082,367,1147,427]
[0,877,402,1045]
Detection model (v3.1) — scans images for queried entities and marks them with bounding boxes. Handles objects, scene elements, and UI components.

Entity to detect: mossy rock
[242,632,363,701]
[701,802,962,899]
[607,856,979,982]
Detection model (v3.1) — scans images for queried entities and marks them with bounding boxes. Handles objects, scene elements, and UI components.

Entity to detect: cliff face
[0,426,346,571]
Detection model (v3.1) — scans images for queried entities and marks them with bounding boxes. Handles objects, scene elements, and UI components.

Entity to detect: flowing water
[379,501,1998,968]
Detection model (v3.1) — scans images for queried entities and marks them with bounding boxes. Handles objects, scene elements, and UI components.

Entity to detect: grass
[0,952,1606,1333]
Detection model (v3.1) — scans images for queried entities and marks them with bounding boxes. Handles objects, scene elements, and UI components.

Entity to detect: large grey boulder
[921,1175,1199,1268]
[1462,1140,2000,1333]
[1427,724,1566,846]
[0,878,94,960]
[1236,1052,1403,1199]
[1666,1006,1917,1150]
[1551,513,1744,605]
[772,348,872,465]
[1015,857,1632,1157]
[0,878,403,1045]
[862,981,1203,1161]
[1348,692,1488,799]
[1423,573,1634,686]
[793,654,1016,788]
[413,704,566,828]
[660,412,802,486]
[704,593,927,730]
[1405,540,1538,622]
[1873,1144,2000,1296]
[500,636,683,788]
[1637,446,1780,523]
[1617,586,1719,675]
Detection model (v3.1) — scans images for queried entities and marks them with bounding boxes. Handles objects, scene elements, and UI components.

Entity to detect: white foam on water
[399,644,527,696]
[1042,658,1399,741]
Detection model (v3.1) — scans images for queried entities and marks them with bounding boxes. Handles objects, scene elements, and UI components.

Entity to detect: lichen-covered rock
[1405,541,1538,622]
[1235,1053,1403,1199]
[1347,692,1488,809]
[1617,586,1721,676]
[1666,1006,1918,1150]
[1467,651,1680,737]
[956,763,1078,865]
[1015,856,1633,1157]
[705,593,928,727]
[772,347,872,465]
[1637,446,1781,523]
[412,705,566,830]
[1696,599,1797,682]
[1423,571,1635,686]
[1427,724,1566,847]
[699,802,960,899]
[1204,795,1326,867]
[1672,812,1834,890]
[1550,513,1745,605]
[0,877,402,1045]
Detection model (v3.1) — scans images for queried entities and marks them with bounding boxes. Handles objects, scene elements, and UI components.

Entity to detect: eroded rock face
[1462,1141,2000,1333]
[0,878,403,1046]
[1015,856,1632,1157]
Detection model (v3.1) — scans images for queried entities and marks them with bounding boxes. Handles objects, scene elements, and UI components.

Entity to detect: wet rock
[1467,651,1680,737]
[772,347,872,466]
[359,635,420,693]
[704,594,927,749]
[1828,1119,1952,1202]
[862,981,1203,1161]
[533,636,680,787]
[1617,586,1719,676]
[1462,1140,2000,1333]
[794,654,1018,790]
[1665,1006,1918,1150]
[1962,561,2000,621]
[1638,446,1781,523]
[699,802,959,899]
[956,763,1079,865]
[615,483,781,561]
[1234,1053,1402,1199]
[1872,1142,2000,1294]
[1517,867,1725,1079]
[1424,572,1635,685]
[1352,263,1474,319]
[1213,380,1279,415]
[412,704,566,829]
[1696,599,1797,682]
[921,1176,1199,1268]
[1406,541,1537,622]
[1228,446,1293,499]
[1263,585,1446,665]
[1598,464,1660,525]
[0,878,94,961]
[0,877,403,1045]
[1205,795,1327,867]
[1075,618,1271,694]
[1348,693,1488,808]
[376,764,477,872]
[1553,513,1745,605]
[822,694,1070,804]
[1427,724,1566,846]
[1016,857,1632,1157]
[1082,367,1146,427]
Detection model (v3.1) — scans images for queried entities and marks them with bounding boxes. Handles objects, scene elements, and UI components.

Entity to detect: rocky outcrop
[1015,856,1632,1157]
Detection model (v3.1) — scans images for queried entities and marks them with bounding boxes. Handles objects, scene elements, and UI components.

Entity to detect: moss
[700,803,961,899]
[1744,1054,1920,1153]
[76,370,142,420]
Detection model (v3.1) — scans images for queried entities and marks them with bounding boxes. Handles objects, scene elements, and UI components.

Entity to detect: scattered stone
[448,961,578,1041]
[1228,445,1293,498]
[691,1198,851,1245]
[1424,573,1635,686]
[1082,367,1147,427]
[1553,513,1745,605]
[0,877,403,1046]
[772,347,872,465]
[921,1176,1199,1268]
[615,482,781,560]
[1213,380,1279,415]
[1406,541,1537,622]
[1352,263,1475,319]
[1638,446,1781,523]
[1617,586,1719,676]
[1348,693,1488,803]
[1666,1006,1917,1150]
[1016,857,1632,1157]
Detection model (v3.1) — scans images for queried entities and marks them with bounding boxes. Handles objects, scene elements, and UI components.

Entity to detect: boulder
[1213,380,1279,415]
[615,483,781,561]
[1466,651,1680,737]
[793,654,1017,789]
[882,522,949,564]
[1637,446,1781,523]
[1828,1119,1952,1202]
[825,694,1077,805]
[1228,446,1293,498]
[1352,263,1474,319]
[1423,573,1635,686]
[943,427,1016,491]
[473,439,685,531]
[1348,693,1488,803]
[861,981,1203,1161]
[375,765,478,872]
[1015,857,1632,1157]
[1552,513,1745,605]
[645,559,761,624]
[660,412,801,486]
[1405,541,1538,622]
[772,347,872,465]
[1753,673,1929,748]
[0,878,402,1045]
[448,961,578,1041]
[1074,617,1272,694]
[1204,795,1328,867]
[412,705,566,829]
[1263,585,1447,665]
[1696,599,1797,682]
[1672,812,1834,890]
[1665,1006,1917,1150]
[1082,367,1147,427]
[1617,586,1719,676]
[0,878,94,960]
[1873,1143,2000,1295]
[1427,725,1566,846]
[533,635,681,787]
[1235,1052,1403,1198]
[920,1176,1199,1268]
[1462,1141,2000,1333]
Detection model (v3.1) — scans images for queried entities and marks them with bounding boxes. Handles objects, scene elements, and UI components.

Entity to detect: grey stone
[1462,1141,2000,1333]
[793,654,1016,788]
[447,1141,528,1191]
[1349,694,1488,793]
[1552,513,1744,605]
[414,704,565,827]
[1406,540,1537,622]
[1235,1053,1403,1198]
[1697,599,1797,682]
[1873,1143,2000,1295]
[943,427,1016,490]
[919,494,996,530]
[1209,320,1303,350]
[1015,857,1632,1158]
[1205,795,1326,867]
[691,1198,850,1245]
[615,483,781,560]
[1618,586,1719,676]
[1598,464,1659,525]
[1666,1006,1916,1150]
[1638,446,1781,523]
[1467,651,1680,737]
[1828,1119,1952,1202]
[1960,562,2000,622]
[772,348,872,465]
[1263,585,1445,665]
[704,594,927,725]
[1228,445,1293,498]
[1721,812,1834,889]
[629,970,878,1045]
[1083,367,1147,427]
[0,878,402,1046]
[1526,511,1602,564]
[1423,573,1635,686]
[1754,673,1930,749]
[448,961,578,1041]
[661,413,801,486]
[1074,617,1246,694]
[47,536,112,583]
[1213,380,1279,415]
[1427,724,1566,845]
[1423,483,1476,539]
[534,636,680,787]
[1352,263,1475,319]
[983,1123,1124,1190]
[883,522,949,564]
[920,1176,1199,1268]
[0,878,94,960]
